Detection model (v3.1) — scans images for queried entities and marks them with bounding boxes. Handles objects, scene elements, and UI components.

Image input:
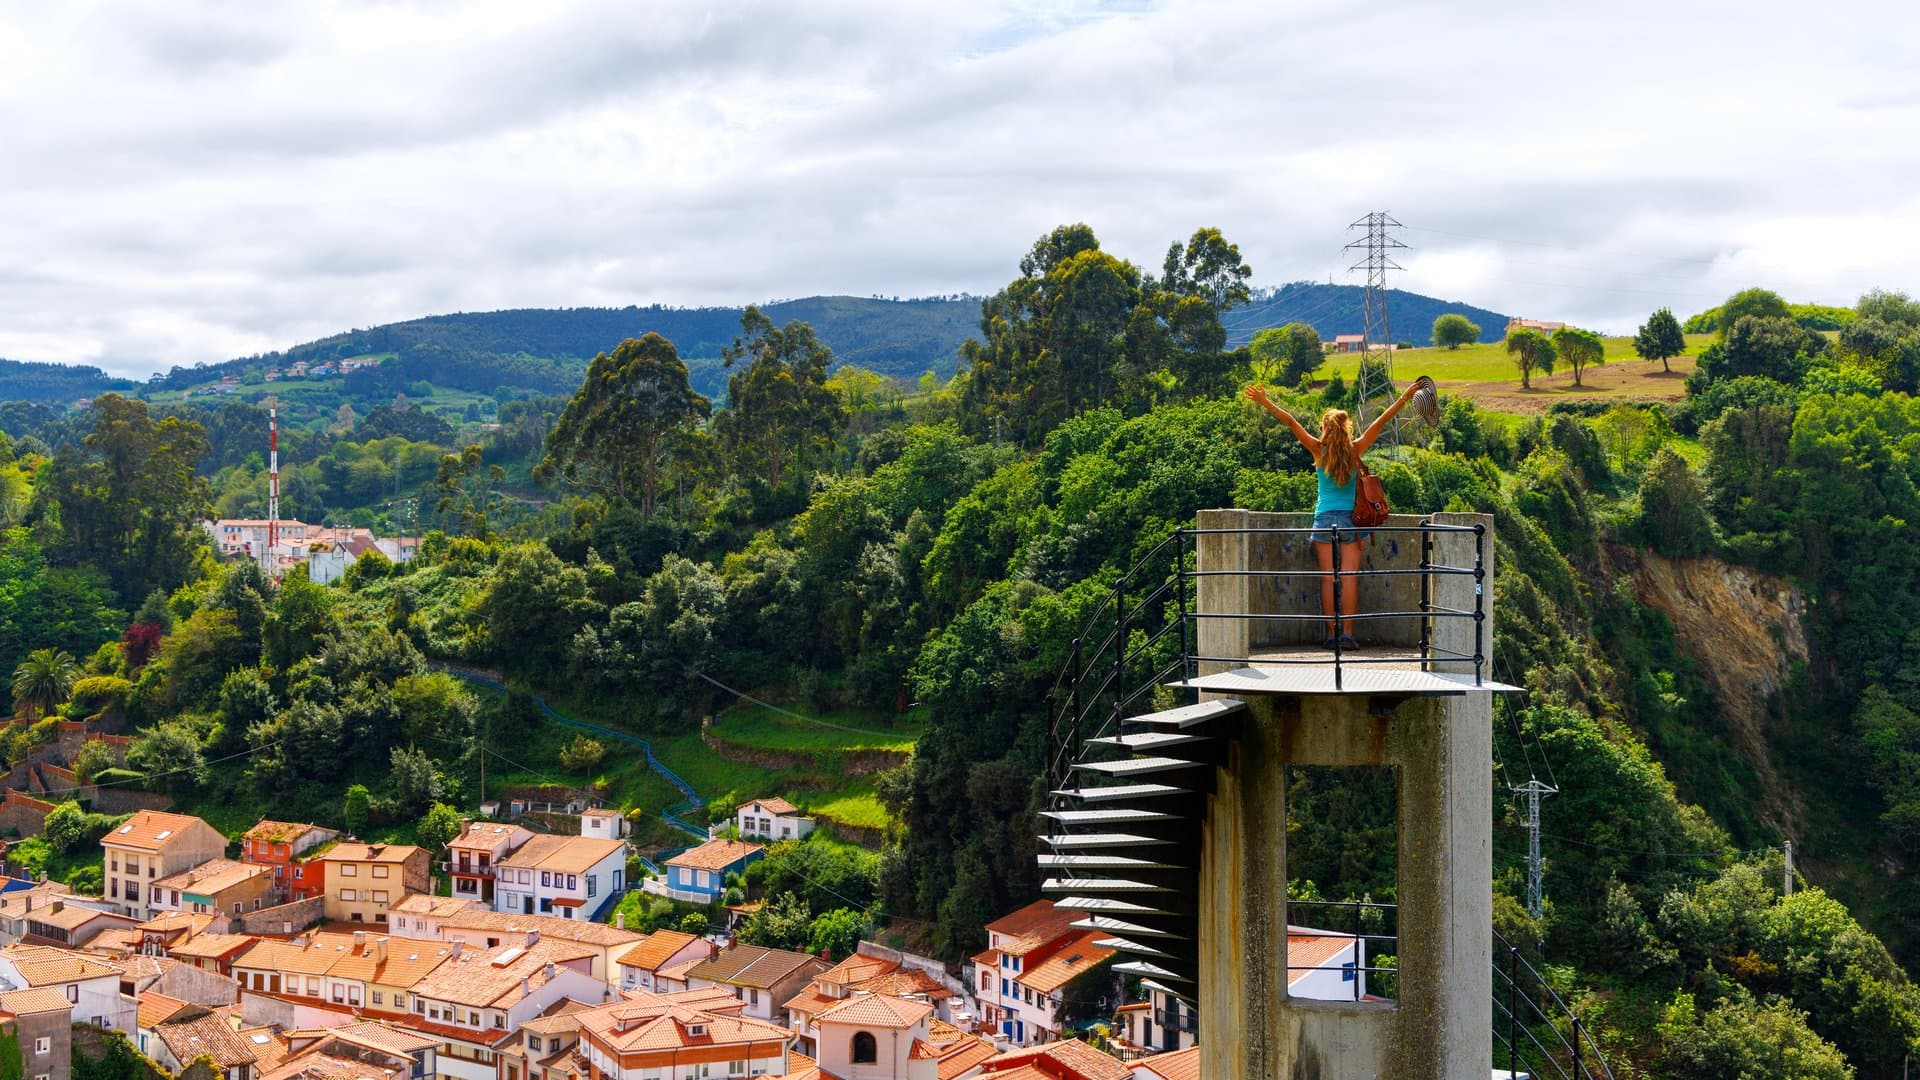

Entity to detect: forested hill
[1224,282,1510,347]
[2,286,1514,405]
[0,358,137,403]
[148,296,986,394]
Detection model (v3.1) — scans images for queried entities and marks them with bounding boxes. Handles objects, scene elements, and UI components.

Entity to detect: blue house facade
[655,838,764,903]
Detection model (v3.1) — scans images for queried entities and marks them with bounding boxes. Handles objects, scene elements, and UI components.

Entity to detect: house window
[851,1033,877,1064]
[540,871,551,888]
[586,874,597,897]
[65,985,77,1004]
[373,992,384,1005]
[341,864,357,876]
[34,1038,48,1054]
[528,1038,541,1053]
[341,889,358,901]
[373,891,389,903]
[372,866,389,878]
[1341,961,1357,983]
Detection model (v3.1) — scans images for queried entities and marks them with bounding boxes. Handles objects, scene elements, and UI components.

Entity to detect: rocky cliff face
[1626,550,1809,832]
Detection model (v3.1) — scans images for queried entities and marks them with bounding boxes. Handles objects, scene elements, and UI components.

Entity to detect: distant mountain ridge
[1224,283,1509,347]
[0,286,1512,404]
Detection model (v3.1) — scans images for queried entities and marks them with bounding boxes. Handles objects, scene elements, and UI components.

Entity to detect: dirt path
[1443,358,1695,415]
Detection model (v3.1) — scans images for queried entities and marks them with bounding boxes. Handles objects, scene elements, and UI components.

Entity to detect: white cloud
[2,0,1917,375]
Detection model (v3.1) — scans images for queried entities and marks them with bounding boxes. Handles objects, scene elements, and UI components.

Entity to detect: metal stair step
[1071,916,1189,940]
[1072,756,1210,777]
[1120,697,1246,730]
[1095,935,1175,958]
[1047,895,1163,913]
[1041,878,1172,894]
[1040,832,1174,850]
[1114,961,1192,983]
[1038,808,1178,826]
[1087,731,1211,752]
[1050,783,1193,803]
[1036,853,1180,871]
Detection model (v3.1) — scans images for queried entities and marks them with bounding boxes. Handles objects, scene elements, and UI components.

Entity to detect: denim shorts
[1311,509,1372,544]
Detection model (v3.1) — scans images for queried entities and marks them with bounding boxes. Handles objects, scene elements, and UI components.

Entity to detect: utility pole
[1345,212,1408,447]
[1514,779,1558,919]
[1784,839,1795,897]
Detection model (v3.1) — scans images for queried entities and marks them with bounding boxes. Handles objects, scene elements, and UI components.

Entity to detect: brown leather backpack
[1351,459,1390,527]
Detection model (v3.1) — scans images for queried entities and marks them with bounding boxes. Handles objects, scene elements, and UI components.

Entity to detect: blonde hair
[1317,409,1358,487]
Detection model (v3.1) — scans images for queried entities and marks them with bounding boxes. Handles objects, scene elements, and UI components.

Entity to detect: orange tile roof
[814,953,894,988]
[1135,1045,1200,1080]
[314,843,424,865]
[388,895,481,919]
[449,821,529,850]
[101,810,220,852]
[615,931,703,973]
[983,900,1077,958]
[858,968,946,997]
[496,834,625,875]
[154,858,274,894]
[1016,931,1114,995]
[574,995,792,1056]
[137,992,196,1029]
[813,993,932,1030]
[663,838,763,873]
[440,909,643,949]
[81,927,142,957]
[0,942,122,984]
[683,944,824,989]
[324,938,453,989]
[1285,932,1357,985]
[25,903,133,931]
[979,1040,1132,1080]
[933,1036,1000,1080]
[139,911,222,937]
[773,1053,832,1080]
[743,797,799,816]
[781,986,836,1020]
[157,1013,267,1068]
[325,1021,441,1055]
[0,986,73,1015]
[167,933,259,960]
[409,939,595,1009]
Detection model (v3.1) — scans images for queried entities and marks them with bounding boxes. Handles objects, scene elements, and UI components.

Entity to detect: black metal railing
[1045,519,1489,797]
[1492,930,1615,1079]
[1283,899,1400,1003]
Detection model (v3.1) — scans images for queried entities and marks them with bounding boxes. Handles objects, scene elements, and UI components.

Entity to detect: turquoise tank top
[1315,465,1356,514]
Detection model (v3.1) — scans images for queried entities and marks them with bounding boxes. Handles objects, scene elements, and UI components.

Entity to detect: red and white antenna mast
[267,396,280,554]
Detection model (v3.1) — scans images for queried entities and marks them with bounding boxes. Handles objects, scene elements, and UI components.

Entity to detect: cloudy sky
[4,0,1917,377]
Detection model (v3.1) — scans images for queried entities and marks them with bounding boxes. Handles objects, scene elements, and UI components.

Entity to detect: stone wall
[231,895,325,936]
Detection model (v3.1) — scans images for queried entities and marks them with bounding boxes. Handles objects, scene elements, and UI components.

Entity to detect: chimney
[521,977,530,996]
[450,941,463,960]
[375,937,388,963]
[354,931,367,951]
[614,913,624,931]
[524,930,539,948]
[543,962,555,981]
[50,900,62,915]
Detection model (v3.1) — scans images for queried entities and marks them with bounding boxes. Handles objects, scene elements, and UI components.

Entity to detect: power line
[1347,212,1408,446]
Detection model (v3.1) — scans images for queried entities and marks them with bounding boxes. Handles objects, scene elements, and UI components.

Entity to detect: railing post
[1177,529,1192,683]
[1473,522,1487,687]
[1507,943,1519,1079]
[1419,520,1434,670]
[1331,526,1343,691]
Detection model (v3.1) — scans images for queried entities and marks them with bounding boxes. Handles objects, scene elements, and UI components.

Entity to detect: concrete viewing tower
[1040,510,1519,1079]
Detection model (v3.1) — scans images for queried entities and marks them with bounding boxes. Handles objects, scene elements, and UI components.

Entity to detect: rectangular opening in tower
[1284,763,1399,1002]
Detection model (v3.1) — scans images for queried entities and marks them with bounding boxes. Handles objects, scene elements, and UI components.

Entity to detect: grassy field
[705,704,925,754]
[1309,333,1712,415]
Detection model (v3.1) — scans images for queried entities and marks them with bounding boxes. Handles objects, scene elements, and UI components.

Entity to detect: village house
[432,911,640,989]
[492,999,589,1080]
[101,810,229,919]
[573,989,794,1080]
[1131,1045,1201,1080]
[612,930,711,996]
[0,942,135,1033]
[1506,317,1567,336]
[240,821,339,902]
[974,1040,1134,1080]
[149,859,277,919]
[490,835,626,922]
[683,943,828,1027]
[0,883,75,945]
[19,901,138,950]
[403,938,609,1080]
[730,798,815,843]
[446,821,533,905]
[205,520,314,559]
[648,838,762,904]
[576,809,627,842]
[166,932,259,978]
[231,931,455,1020]
[280,1020,439,1080]
[149,1008,266,1080]
[313,843,430,925]
[4,985,76,1080]
[386,894,484,941]
[970,901,1115,1047]
[781,951,951,1058]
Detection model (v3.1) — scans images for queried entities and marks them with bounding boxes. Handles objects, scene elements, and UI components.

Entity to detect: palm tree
[12,648,78,720]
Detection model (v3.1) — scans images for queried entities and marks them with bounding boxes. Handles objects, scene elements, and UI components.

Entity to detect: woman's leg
[1338,540,1365,637]
[1314,540,1336,637]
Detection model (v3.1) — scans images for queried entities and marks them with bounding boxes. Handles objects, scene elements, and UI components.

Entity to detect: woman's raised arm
[1355,385,1420,452]
[1244,384,1319,455]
